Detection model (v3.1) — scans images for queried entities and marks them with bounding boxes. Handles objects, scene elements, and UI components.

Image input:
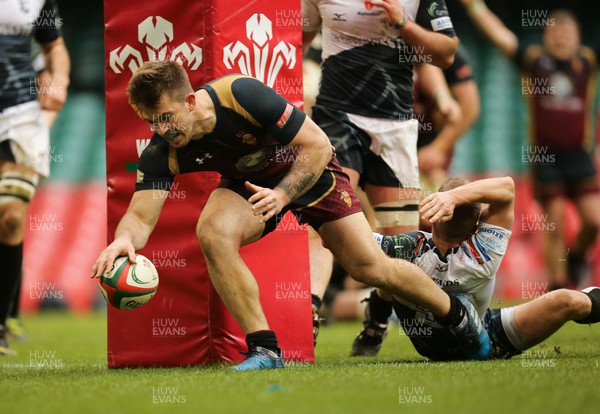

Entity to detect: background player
[460,1,600,291]
[92,61,493,370]
[302,0,459,344]
[0,0,70,355]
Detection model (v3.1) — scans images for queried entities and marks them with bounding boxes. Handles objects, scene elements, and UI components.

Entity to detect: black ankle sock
[311,294,322,311]
[575,288,600,324]
[9,274,22,319]
[246,330,278,353]
[0,243,23,324]
[435,294,464,328]
[368,289,393,325]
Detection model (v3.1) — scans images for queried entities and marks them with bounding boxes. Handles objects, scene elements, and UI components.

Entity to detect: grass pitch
[2,311,598,414]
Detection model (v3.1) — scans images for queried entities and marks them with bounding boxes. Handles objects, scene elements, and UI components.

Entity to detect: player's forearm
[276,145,332,203]
[464,1,518,58]
[114,213,155,251]
[433,82,480,151]
[399,22,457,68]
[42,38,71,90]
[450,177,515,206]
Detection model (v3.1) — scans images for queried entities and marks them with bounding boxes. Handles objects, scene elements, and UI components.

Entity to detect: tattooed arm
[246,117,333,223]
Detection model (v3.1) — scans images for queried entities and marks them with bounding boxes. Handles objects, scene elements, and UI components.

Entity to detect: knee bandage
[0,170,39,204]
[373,200,419,229]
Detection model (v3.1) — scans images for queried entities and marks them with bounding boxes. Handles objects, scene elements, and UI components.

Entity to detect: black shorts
[530,148,599,203]
[0,140,16,162]
[393,301,522,361]
[220,155,363,236]
[311,104,402,189]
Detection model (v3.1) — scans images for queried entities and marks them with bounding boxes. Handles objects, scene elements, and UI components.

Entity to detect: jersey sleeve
[302,0,322,33]
[444,48,473,86]
[462,222,511,278]
[414,0,455,38]
[229,77,307,145]
[514,42,540,70]
[33,0,62,44]
[376,231,427,262]
[135,134,175,192]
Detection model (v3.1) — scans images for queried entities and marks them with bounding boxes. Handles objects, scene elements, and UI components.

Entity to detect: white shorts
[0,101,50,177]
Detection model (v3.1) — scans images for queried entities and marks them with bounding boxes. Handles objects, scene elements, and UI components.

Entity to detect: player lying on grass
[351,176,600,360]
[91,61,492,370]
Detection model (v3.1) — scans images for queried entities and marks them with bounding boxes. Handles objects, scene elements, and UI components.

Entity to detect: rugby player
[0,0,70,355]
[302,0,459,344]
[92,61,493,370]
[351,176,600,360]
[461,1,600,290]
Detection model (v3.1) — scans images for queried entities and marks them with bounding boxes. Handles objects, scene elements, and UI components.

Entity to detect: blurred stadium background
[21,0,600,314]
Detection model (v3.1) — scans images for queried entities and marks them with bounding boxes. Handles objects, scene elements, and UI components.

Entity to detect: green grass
[2,311,599,414]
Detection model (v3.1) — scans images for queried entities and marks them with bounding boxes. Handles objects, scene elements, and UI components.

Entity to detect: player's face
[544,18,580,61]
[144,95,193,148]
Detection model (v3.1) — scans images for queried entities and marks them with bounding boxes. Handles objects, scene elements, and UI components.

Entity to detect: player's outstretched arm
[91,190,167,278]
[460,0,518,58]
[420,176,514,229]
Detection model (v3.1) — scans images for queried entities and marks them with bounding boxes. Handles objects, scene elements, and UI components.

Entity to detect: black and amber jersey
[516,43,598,150]
[0,0,62,111]
[135,75,307,192]
[303,0,456,119]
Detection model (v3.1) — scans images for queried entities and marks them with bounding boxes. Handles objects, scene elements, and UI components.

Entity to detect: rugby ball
[99,255,159,310]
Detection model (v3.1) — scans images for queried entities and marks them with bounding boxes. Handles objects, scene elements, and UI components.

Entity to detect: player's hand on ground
[418,145,447,173]
[245,181,289,224]
[369,0,404,25]
[91,238,137,278]
[420,191,456,224]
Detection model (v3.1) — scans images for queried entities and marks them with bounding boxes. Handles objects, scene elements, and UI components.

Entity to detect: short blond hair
[434,178,481,242]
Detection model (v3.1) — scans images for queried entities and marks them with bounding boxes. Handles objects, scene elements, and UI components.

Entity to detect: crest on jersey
[109,16,203,74]
[223,13,296,87]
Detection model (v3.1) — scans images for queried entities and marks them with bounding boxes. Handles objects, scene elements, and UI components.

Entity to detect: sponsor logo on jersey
[332,13,347,22]
[236,131,258,146]
[428,2,449,17]
[109,16,202,74]
[430,16,453,32]
[224,13,296,88]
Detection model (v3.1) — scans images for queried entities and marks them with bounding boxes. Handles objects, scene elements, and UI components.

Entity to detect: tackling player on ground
[351,176,600,359]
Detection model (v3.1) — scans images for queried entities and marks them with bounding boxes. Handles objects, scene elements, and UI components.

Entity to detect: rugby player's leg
[318,212,491,359]
[318,212,447,314]
[511,288,599,348]
[570,191,600,285]
[308,166,360,344]
[197,188,268,333]
[540,195,569,289]
[0,161,36,355]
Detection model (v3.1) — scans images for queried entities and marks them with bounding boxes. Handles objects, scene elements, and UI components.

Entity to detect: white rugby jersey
[379,222,511,322]
[0,0,61,111]
[303,0,455,119]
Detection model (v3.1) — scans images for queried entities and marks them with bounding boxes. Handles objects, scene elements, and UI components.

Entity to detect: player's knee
[0,203,26,241]
[196,217,238,255]
[550,289,588,319]
[349,260,384,286]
